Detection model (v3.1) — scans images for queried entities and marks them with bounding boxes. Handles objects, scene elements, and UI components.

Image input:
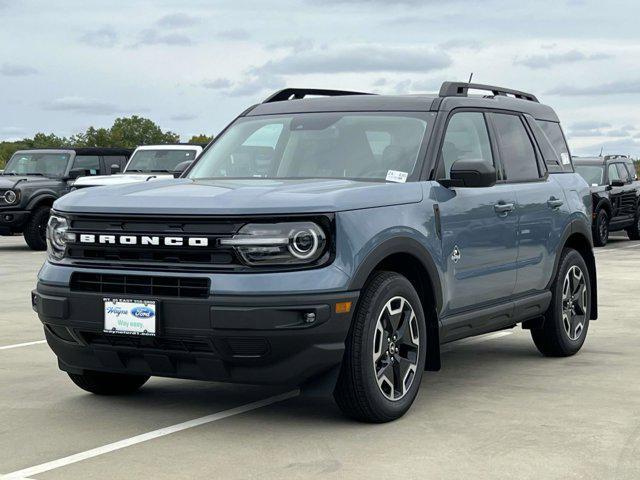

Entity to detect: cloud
[568,122,637,138]
[254,45,451,75]
[515,49,613,69]
[156,13,199,28]
[201,74,284,98]
[79,26,118,48]
[0,63,38,76]
[170,113,198,121]
[573,137,640,157]
[266,38,314,53]
[42,97,147,115]
[0,126,25,135]
[202,78,233,90]
[547,79,640,96]
[135,29,193,46]
[216,29,251,40]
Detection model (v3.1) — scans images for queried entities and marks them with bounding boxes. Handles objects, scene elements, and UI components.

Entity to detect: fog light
[303,312,316,324]
[3,214,13,222]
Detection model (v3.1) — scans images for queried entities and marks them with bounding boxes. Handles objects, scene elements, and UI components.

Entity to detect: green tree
[109,116,180,148]
[188,134,213,144]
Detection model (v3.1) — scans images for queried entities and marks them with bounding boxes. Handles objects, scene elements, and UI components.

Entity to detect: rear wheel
[531,248,591,357]
[334,271,427,423]
[68,370,150,395]
[626,209,640,240]
[23,205,50,251]
[593,209,609,247]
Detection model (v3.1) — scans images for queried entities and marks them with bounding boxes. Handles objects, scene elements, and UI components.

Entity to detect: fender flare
[26,194,58,211]
[347,236,443,313]
[593,198,612,216]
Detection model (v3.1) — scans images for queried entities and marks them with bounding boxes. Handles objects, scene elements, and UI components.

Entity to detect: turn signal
[335,302,352,314]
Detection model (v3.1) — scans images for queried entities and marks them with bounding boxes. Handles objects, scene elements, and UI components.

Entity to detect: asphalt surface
[1,233,640,479]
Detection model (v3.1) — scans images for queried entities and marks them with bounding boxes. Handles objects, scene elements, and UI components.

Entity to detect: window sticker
[386,170,408,183]
[561,152,570,165]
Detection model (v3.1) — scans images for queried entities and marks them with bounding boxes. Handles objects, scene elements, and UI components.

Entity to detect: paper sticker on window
[561,153,570,165]
[386,170,408,183]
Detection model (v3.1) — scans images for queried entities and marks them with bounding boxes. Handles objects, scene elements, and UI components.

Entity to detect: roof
[573,155,634,165]
[134,144,204,151]
[14,147,133,156]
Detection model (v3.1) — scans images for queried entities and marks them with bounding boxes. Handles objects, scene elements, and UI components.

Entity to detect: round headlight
[289,228,319,259]
[3,190,17,204]
[46,214,75,259]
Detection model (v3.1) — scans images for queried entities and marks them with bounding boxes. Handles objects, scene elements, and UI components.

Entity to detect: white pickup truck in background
[72,144,204,188]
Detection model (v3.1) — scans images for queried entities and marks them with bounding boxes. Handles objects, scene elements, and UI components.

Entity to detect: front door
[434,111,518,317]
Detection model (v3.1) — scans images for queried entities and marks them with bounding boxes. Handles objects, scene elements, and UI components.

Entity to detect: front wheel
[531,248,591,357]
[593,209,609,247]
[334,271,427,423]
[68,370,150,395]
[23,206,50,251]
[626,209,640,240]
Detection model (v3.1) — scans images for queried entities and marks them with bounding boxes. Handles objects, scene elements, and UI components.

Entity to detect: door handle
[494,202,515,215]
[547,197,564,209]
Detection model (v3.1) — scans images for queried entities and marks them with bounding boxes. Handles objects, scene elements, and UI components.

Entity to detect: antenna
[599,146,604,157]
[468,73,474,84]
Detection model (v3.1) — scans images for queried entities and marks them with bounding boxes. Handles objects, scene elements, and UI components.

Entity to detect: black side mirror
[172,160,193,178]
[67,168,86,180]
[611,179,625,187]
[442,159,497,188]
[110,164,121,174]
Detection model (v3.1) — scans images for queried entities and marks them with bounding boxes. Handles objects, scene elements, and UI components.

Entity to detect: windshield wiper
[1,172,17,175]
[124,169,145,173]
[147,169,173,173]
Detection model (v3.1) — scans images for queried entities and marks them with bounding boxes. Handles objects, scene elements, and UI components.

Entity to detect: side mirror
[442,159,497,188]
[172,160,193,178]
[67,168,86,180]
[110,164,121,174]
[611,179,625,187]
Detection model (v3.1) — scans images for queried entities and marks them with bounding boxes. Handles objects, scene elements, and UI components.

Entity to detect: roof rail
[439,81,539,103]
[262,88,373,103]
[604,154,629,161]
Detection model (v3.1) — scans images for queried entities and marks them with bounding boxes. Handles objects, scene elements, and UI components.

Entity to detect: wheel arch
[26,194,57,211]
[594,198,612,217]
[348,238,443,371]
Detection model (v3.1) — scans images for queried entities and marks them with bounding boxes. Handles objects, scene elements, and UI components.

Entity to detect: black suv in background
[573,155,640,246]
[0,147,132,250]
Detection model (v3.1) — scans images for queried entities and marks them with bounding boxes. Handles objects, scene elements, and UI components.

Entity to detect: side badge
[451,245,461,263]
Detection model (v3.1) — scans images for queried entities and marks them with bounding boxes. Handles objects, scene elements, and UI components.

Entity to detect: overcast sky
[1,0,640,156]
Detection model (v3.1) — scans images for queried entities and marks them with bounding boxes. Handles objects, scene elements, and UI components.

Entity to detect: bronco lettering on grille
[78,234,209,247]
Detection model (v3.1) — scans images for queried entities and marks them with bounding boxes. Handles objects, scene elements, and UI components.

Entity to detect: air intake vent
[224,337,270,357]
[70,273,210,298]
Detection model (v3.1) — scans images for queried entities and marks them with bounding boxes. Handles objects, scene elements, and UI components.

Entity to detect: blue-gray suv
[33,82,598,422]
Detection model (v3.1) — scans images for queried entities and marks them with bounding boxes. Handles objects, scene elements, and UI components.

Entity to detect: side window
[106,155,127,169]
[608,163,620,182]
[438,112,494,180]
[536,120,572,170]
[72,155,100,175]
[616,163,630,183]
[492,114,540,182]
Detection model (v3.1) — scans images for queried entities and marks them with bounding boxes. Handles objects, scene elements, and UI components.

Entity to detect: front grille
[81,332,214,353]
[70,272,210,298]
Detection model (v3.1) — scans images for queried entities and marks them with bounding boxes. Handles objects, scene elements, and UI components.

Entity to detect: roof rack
[604,154,629,161]
[262,88,373,103]
[439,81,539,103]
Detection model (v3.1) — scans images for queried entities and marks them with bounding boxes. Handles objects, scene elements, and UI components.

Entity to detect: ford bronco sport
[573,155,640,246]
[33,83,597,422]
[1,148,132,250]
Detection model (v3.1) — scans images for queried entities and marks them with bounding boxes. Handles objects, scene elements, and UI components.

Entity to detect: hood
[73,173,173,188]
[55,178,423,215]
[0,175,58,190]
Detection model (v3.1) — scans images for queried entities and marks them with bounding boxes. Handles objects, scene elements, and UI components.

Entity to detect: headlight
[3,190,17,204]
[220,221,327,266]
[46,214,76,260]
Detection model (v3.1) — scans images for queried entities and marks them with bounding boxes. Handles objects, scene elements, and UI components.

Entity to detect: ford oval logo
[130,306,155,319]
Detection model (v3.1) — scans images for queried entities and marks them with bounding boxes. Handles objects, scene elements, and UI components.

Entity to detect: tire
[531,248,591,357]
[334,271,427,423]
[626,210,640,240]
[592,209,609,247]
[23,205,51,251]
[68,370,150,395]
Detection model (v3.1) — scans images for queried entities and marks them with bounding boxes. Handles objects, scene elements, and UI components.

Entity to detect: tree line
[0,116,213,167]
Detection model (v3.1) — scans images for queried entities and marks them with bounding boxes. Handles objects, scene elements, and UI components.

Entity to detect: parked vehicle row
[0,144,203,249]
[32,82,598,423]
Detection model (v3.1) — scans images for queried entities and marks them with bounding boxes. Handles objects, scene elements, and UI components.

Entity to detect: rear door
[488,112,569,296]
[607,163,628,224]
[615,163,637,224]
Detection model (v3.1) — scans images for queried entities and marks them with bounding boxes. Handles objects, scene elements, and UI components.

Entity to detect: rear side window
[616,163,631,183]
[106,155,128,169]
[72,155,100,175]
[438,112,494,180]
[491,113,540,182]
[608,163,620,182]
[536,120,571,169]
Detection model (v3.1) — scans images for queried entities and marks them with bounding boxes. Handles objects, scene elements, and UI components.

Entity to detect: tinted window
[73,155,100,175]
[574,164,604,186]
[608,163,620,182]
[105,155,127,169]
[537,120,571,168]
[616,163,630,182]
[127,149,198,173]
[438,112,493,180]
[3,152,70,177]
[493,114,539,181]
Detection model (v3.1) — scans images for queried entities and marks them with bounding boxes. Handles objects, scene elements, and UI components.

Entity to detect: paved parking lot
[2,234,640,480]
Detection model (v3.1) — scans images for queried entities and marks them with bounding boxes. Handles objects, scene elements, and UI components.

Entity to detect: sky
[1,0,640,156]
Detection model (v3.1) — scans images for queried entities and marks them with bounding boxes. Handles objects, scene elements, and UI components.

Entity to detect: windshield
[188,113,431,181]
[3,152,70,177]
[575,164,604,186]
[125,149,198,173]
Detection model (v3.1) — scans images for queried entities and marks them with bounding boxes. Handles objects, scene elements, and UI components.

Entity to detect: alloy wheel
[562,265,588,341]
[372,296,420,401]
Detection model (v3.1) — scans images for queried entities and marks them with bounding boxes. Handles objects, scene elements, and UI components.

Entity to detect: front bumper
[33,282,358,387]
[0,209,29,234]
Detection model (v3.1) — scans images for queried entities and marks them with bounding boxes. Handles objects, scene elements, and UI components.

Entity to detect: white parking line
[0,340,46,351]
[596,243,640,253]
[441,331,513,352]
[2,389,299,480]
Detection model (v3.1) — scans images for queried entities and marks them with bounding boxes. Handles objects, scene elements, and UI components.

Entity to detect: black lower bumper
[0,209,28,234]
[33,283,358,387]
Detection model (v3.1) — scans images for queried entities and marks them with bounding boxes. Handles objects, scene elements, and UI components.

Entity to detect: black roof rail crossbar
[262,88,373,103]
[604,154,629,161]
[439,81,539,103]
